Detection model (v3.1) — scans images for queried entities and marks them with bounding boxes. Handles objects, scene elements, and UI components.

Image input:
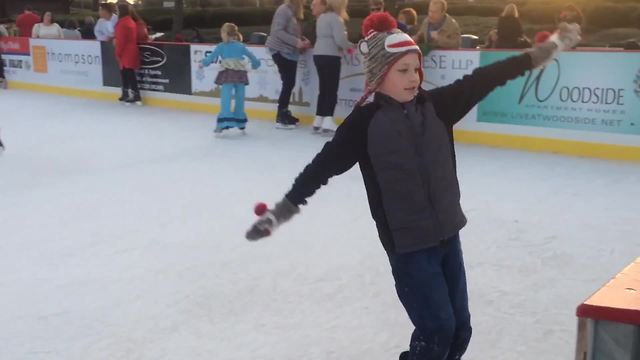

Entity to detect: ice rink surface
[1,90,638,360]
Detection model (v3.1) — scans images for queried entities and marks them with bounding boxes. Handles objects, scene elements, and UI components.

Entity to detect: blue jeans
[389,234,472,360]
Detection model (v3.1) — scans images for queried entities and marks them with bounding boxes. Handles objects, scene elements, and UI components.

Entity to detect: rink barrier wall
[2,38,639,162]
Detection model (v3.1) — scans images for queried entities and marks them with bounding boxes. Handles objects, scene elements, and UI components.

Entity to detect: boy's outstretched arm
[427,23,581,127]
[246,110,369,240]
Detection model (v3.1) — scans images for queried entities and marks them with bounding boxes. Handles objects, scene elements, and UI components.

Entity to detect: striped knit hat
[357,12,423,105]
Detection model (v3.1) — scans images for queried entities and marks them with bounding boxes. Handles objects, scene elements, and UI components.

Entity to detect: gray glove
[245,197,300,241]
[527,22,581,68]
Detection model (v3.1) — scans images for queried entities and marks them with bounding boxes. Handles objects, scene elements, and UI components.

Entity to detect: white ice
[0,90,638,360]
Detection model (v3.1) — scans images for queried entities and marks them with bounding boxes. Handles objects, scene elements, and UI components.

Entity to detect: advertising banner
[102,42,191,95]
[477,51,640,136]
[26,39,103,88]
[0,37,31,80]
[333,52,366,119]
[190,44,314,111]
[423,50,481,90]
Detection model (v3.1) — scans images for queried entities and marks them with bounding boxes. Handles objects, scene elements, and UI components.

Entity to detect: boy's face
[378,53,421,103]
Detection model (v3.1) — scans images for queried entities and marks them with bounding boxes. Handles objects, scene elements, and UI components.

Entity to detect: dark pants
[120,68,139,94]
[0,52,5,79]
[272,52,297,111]
[313,55,341,117]
[388,234,472,360]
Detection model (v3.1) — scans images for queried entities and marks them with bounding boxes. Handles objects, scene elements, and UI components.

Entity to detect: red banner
[0,37,30,55]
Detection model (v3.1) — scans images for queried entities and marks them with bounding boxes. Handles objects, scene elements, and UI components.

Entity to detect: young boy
[246,13,580,360]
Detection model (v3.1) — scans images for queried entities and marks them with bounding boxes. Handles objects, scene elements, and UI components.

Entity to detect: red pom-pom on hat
[362,12,397,37]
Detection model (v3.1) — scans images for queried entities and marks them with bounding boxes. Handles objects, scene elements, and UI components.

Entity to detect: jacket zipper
[403,107,442,238]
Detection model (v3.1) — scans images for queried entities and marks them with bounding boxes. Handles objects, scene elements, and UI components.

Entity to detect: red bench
[575,257,640,360]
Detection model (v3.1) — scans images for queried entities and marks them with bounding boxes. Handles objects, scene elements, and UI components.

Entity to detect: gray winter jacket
[313,12,353,57]
[285,53,533,254]
[265,4,301,54]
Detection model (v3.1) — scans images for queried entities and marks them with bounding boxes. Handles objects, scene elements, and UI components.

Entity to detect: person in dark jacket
[558,3,584,27]
[265,0,311,129]
[115,3,141,105]
[246,13,581,360]
[496,3,531,49]
[397,7,418,35]
[79,16,96,40]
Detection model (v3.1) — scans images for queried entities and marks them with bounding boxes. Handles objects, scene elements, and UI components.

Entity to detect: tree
[172,0,184,35]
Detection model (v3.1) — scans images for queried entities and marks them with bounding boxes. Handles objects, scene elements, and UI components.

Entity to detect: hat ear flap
[358,39,370,55]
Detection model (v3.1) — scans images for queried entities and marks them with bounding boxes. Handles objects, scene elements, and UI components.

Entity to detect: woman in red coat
[115,3,142,104]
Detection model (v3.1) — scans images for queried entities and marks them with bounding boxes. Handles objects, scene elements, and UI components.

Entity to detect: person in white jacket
[94,3,118,41]
[32,12,64,39]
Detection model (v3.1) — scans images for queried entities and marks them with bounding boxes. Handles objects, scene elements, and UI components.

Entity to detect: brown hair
[129,6,143,22]
[398,8,418,26]
[117,3,130,18]
[99,2,114,14]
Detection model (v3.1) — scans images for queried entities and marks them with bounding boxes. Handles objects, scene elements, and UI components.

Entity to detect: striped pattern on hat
[357,12,423,105]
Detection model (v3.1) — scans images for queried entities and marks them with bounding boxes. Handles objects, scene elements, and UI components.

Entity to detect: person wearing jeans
[265,0,310,129]
[311,0,354,135]
[390,234,472,360]
[245,13,581,360]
